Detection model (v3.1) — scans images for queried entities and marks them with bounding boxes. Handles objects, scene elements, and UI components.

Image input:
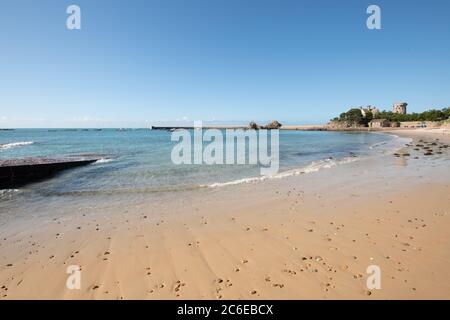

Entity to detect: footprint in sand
[282,269,297,275]
[174,280,186,294]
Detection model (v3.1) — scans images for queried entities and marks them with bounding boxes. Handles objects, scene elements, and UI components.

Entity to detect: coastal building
[399,121,425,128]
[393,102,407,114]
[360,106,379,117]
[369,119,391,128]
[399,121,441,128]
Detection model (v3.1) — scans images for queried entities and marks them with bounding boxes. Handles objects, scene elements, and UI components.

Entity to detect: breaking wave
[369,133,412,153]
[94,158,114,164]
[0,189,19,198]
[205,156,360,188]
[0,141,34,150]
[206,133,410,188]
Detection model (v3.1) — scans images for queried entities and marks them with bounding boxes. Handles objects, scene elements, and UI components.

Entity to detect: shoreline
[0,129,449,299]
[2,125,448,132]
[149,125,450,132]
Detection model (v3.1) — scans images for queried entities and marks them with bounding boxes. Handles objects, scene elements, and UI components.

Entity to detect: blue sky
[1,0,449,127]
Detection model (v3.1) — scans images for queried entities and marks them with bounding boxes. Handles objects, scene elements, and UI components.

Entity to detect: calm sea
[0,129,403,222]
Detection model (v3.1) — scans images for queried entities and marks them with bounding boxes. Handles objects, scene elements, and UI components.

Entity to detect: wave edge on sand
[206,133,411,188]
[205,156,361,188]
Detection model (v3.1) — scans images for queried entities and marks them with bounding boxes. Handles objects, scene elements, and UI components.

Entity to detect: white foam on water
[206,133,411,188]
[0,189,20,197]
[94,158,113,164]
[0,141,34,150]
[370,133,412,151]
[205,156,360,188]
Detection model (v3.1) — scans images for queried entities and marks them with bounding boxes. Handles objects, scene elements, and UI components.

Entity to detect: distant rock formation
[248,120,282,130]
[248,122,260,130]
[264,120,282,129]
[327,120,366,129]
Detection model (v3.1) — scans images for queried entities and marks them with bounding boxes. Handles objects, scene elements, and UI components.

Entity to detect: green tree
[372,107,450,122]
[338,108,368,126]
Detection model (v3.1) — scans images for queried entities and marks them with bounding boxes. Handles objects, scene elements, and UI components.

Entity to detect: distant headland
[328,102,450,130]
[149,103,450,132]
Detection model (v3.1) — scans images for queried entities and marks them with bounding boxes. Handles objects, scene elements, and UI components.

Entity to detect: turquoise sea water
[0,128,400,191]
[0,129,401,221]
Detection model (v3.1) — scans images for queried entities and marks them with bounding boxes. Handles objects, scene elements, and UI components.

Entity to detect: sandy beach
[0,129,449,300]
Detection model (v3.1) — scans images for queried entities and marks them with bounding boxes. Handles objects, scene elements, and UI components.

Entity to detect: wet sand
[0,130,449,299]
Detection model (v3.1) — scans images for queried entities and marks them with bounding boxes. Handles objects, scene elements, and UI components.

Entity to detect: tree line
[332,107,450,126]
[373,108,450,122]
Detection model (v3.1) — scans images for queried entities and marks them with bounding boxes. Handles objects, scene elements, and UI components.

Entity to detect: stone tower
[393,102,407,115]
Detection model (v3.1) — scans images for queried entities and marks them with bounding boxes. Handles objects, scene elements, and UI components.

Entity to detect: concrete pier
[0,156,100,188]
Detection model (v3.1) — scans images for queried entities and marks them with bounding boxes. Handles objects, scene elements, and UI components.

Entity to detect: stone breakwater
[0,156,101,189]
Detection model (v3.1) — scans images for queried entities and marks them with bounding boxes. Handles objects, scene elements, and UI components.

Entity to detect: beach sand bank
[0,130,449,299]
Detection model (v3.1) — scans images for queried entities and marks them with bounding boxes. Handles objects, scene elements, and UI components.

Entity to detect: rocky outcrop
[248,121,282,130]
[248,122,260,130]
[326,120,366,129]
[263,120,282,129]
